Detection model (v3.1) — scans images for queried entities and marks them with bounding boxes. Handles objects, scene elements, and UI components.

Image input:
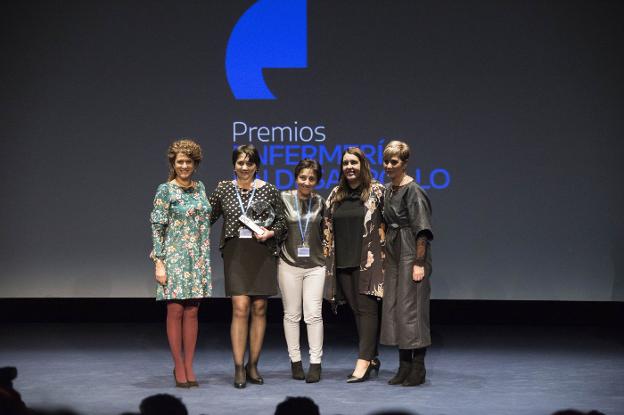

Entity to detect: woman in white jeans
[278,159,326,383]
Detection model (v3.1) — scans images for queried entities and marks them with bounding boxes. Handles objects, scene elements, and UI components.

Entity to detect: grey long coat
[380,181,433,349]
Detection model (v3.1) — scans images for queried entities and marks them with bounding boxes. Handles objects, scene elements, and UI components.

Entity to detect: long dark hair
[334,147,372,204]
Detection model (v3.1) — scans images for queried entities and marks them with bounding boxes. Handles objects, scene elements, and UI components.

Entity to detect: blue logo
[226,0,308,100]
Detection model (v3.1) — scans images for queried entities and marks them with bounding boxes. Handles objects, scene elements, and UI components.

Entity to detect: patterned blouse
[323,181,386,305]
[150,181,212,300]
[208,180,287,256]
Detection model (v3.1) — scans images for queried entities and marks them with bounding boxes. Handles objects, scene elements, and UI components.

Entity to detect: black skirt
[222,238,278,296]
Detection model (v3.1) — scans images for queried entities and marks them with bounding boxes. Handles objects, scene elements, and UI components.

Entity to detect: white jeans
[277,259,325,364]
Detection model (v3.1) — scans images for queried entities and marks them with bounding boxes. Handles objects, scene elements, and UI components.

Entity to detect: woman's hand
[254,227,274,242]
[412,264,425,282]
[155,260,167,286]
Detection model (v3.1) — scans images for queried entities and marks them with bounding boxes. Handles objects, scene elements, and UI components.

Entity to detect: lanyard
[293,192,312,244]
[234,179,256,216]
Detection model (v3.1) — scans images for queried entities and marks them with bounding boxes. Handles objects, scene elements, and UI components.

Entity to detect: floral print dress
[150,181,212,300]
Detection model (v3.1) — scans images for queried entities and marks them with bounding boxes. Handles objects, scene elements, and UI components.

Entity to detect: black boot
[291,361,305,380]
[388,349,412,385]
[402,348,426,387]
[305,363,322,383]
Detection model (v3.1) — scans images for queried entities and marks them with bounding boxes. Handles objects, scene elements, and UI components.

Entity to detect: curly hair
[167,139,202,181]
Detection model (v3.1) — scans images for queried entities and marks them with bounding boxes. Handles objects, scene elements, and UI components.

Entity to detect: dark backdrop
[1,0,622,300]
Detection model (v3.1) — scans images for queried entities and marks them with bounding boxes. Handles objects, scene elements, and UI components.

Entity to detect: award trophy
[239,200,275,236]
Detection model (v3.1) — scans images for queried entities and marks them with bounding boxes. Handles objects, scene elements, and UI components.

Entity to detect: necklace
[237,179,254,193]
[175,178,193,188]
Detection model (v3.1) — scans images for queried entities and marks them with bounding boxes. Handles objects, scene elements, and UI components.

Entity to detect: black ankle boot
[233,364,246,389]
[388,349,412,385]
[305,363,321,383]
[291,361,305,380]
[402,348,426,387]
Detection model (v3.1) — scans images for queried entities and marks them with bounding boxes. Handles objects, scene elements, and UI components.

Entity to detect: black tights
[231,295,267,377]
[337,267,380,360]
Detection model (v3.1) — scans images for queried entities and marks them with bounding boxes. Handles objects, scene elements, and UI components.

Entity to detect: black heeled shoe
[370,358,381,377]
[233,364,246,389]
[291,361,305,380]
[347,358,380,379]
[173,369,190,388]
[245,363,264,385]
[346,361,375,383]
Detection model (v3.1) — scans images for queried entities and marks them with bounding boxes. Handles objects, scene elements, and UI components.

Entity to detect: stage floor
[1,322,622,415]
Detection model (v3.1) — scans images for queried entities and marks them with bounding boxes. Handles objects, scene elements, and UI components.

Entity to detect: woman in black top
[209,144,287,388]
[323,147,385,383]
[380,140,433,387]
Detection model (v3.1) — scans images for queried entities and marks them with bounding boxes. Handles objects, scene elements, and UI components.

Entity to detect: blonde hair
[167,139,202,181]
[383,140,410,163]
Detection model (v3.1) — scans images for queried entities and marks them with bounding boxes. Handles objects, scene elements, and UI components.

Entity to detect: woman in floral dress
[150,139,212,388]
[323,147,385,383]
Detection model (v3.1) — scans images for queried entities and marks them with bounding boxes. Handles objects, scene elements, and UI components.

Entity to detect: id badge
[239,228,253,239]
[297,245,310,257]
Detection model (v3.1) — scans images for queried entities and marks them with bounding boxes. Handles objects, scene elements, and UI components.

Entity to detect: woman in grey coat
[380,140,433,387]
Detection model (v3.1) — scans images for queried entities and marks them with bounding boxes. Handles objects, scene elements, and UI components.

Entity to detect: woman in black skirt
[209,144,287,388]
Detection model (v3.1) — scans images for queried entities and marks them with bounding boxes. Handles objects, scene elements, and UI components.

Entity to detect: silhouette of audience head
[551,411,605,415]
[139,394,188,415]
[0,367,28,415]
[275,396,320,415]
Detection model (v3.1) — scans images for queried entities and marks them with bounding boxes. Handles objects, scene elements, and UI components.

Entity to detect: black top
[333,187,365,269]
[209,180,287,256]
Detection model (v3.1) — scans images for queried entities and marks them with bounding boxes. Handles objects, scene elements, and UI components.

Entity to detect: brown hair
[334,147,372,204]
[383,140,410,162]
[294,159,323,182]
[167,139,202,181]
